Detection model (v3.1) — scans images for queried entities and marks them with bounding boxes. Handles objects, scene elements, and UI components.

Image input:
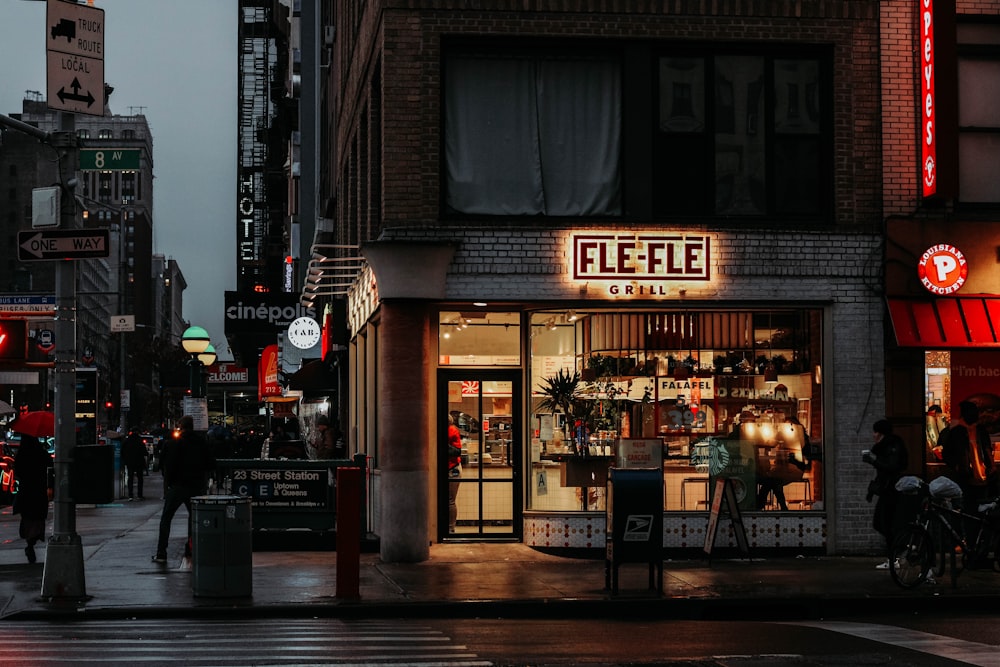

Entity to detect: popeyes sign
[920,0,937,197]
[918,244,967,295]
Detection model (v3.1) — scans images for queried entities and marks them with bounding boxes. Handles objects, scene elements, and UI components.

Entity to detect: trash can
[191,495,252,597]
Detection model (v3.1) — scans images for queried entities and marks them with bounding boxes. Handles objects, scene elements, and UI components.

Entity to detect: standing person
[311,415,336,459]
[926,404,947,461]
[122,429,148,501]
[863,419,909,568]
[152,415,216,563]
[939,400,996,540]
[12,433,53,564]
[755,417,809,510]
[447,414,463,533]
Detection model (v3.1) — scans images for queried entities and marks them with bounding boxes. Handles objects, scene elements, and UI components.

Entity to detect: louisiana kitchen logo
[917,244,967,295]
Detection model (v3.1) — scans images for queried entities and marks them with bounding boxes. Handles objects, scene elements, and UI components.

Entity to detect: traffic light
[0,320,27,361]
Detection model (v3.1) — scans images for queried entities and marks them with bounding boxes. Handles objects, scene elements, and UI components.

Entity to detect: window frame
[439,40,835,225]
[650,46,834,221]
[955,21,1000,208]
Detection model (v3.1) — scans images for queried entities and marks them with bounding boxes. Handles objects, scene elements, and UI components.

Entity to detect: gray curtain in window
[445,55,621,216]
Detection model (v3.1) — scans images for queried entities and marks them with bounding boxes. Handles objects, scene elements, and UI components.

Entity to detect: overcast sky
[1,0,238,359]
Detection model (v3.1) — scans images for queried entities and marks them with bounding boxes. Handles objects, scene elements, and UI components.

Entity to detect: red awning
[887,297,1000,348]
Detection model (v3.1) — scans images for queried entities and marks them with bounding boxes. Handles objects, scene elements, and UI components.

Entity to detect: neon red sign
[920,0,937,197]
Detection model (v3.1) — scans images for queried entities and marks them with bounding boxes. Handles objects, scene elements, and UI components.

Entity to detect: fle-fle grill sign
[571,232,710,296]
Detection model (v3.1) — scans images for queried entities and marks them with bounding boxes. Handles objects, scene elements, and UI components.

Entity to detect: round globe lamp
[182,326,211,355]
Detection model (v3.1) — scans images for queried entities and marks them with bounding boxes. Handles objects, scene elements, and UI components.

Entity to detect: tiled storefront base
[524,512,827,554]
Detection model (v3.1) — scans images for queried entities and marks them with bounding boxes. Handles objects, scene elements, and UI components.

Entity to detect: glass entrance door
[439,370,521,540]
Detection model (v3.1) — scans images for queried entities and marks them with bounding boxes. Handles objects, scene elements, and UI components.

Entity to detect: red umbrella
[11,411,55,438]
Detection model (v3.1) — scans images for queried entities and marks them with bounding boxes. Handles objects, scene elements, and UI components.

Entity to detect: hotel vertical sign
[920,0,937,197]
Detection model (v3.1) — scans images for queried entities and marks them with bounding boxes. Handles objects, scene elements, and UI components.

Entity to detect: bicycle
[889,478,1000,589]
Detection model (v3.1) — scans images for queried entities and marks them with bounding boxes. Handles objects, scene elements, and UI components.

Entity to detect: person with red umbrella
[10,411,55,439]
[12,433,53,563]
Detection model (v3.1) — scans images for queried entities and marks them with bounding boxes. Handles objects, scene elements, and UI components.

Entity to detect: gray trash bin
[191,494,252,597]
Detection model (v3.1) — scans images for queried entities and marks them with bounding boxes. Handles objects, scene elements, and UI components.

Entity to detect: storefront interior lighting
[926,367,948,375]
[763,312,778,383]
[566,310,578,322]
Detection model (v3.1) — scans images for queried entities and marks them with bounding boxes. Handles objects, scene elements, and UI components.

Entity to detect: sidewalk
[2,500,999,621]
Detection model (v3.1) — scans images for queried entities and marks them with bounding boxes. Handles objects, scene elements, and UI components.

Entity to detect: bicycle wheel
[890,524,934,588]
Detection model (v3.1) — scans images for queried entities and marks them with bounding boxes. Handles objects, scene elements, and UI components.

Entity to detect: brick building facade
[322,0,890,561]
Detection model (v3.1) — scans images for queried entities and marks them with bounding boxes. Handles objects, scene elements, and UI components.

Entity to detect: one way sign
[18,229,109,261]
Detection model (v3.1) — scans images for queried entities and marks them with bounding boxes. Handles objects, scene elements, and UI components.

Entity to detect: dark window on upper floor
[655,53,829,217]
[443,43,832,221]
[957,22,1000,205]
[443,50,622,216]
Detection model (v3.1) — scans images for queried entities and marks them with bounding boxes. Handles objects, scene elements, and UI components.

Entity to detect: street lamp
[181,326,212,398]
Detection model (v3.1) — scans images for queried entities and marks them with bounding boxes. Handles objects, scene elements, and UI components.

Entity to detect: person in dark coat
[13,433,53,564]
[122,430,148,501]
[864,419,909,567]
[152,415,216,563]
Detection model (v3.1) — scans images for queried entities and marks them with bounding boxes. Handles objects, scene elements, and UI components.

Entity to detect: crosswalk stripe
[787,620,1000,667]
[0,618,494,666]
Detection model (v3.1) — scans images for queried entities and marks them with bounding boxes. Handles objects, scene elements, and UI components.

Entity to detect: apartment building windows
[957,23,1000,204]
[655,52,829,218]
[444,50,622,217]
[443,44,831,222]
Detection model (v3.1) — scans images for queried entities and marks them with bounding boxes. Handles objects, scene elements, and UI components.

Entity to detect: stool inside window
[681,476,710,510]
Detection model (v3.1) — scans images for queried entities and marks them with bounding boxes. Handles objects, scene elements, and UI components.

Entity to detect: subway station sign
[228,467,329,509]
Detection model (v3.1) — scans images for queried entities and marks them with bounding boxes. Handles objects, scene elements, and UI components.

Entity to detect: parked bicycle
[889,476,1000,589]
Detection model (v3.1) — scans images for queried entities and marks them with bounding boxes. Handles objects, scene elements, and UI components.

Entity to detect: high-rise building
[0,95,172,431]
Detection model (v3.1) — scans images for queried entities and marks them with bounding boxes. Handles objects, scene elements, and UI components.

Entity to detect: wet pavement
[2,499,999,621]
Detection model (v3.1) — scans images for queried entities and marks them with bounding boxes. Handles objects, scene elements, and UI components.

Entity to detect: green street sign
[79,148,141,171]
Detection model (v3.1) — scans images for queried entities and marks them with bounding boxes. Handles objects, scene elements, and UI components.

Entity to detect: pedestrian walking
[939,400,997,547]
[863,419,908,568]
[122,429,148,500]
[152,415,215,563]
[12,433,53,564]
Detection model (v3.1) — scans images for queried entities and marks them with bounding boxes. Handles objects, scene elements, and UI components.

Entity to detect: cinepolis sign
[918,244,967,295]
[571,232,710,297]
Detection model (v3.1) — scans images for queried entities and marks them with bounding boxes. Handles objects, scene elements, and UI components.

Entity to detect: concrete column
[378,301,431,563]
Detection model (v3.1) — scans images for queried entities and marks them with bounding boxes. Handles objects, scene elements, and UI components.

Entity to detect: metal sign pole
[41,124,87,601]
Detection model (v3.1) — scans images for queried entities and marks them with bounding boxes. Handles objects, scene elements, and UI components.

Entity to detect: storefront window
[438,311,520,365]
[528,308,824,512]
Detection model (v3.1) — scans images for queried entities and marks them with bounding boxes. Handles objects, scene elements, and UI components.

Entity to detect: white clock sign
[287,316,321,350]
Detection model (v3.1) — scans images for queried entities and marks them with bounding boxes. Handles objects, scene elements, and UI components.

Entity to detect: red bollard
[335,466,361,599]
